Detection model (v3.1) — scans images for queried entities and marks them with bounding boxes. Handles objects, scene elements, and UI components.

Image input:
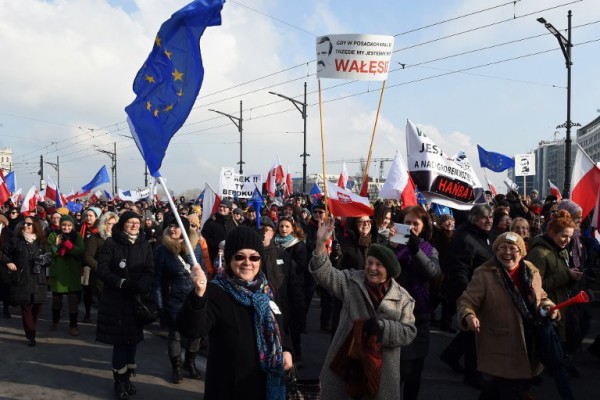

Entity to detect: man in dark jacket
[441,204,493,389]
[201,199,236,263]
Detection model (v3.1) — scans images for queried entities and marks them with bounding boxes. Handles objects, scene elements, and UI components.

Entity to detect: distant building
[577,115,600,162]
[0,147,13,172]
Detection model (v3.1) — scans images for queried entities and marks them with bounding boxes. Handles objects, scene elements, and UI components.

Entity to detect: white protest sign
[514,153,535,176]
[218,167,262,198]
[316,34,394,81]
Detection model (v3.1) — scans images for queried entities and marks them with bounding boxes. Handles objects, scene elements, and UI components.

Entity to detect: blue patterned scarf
[212,272,285,400]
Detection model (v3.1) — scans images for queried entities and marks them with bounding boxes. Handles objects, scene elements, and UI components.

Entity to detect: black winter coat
[95,230,154,345]
[446,223,493,305]
[3,236,49,305]
[201,213,236,262]
[177,285,268,400]
[153,243,197,326]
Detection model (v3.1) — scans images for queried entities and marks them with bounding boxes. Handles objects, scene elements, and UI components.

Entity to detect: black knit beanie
[115,211,142,232]
[224,225,265,265]
[164,214,191,234]
[366,244,401,279]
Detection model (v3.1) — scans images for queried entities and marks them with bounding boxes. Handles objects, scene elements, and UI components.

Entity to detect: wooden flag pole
[362,80,387,194]
[318,79,329,215]
[158,176,198,268]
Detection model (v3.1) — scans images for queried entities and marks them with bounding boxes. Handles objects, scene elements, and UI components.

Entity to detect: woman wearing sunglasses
[3,217,50,346]
[178,225,293,400]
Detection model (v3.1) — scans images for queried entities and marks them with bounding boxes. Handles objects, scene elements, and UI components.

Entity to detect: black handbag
[133,292,159,327]
[286,365,321,400]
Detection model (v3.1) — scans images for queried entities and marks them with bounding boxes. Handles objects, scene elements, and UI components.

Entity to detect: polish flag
[484,176,497,197]
[283,166,292,198]
[359,173,370,198]
[201,183,221,229]
[11,188,22,206]
[379,151,418,207]
[20,185,38,215]
[548,179,562,201]
[0,169,11,205]
[274,155,285,184]
[45,176,68,207]
[570,145,600,219]
[89,190,103,204]
[337,162,349,189]
[591,191,600,229]
[325,181,373,217]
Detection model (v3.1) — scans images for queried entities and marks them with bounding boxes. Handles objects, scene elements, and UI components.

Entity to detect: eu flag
[477,145,515,172]
[81,165,111,192]
[125,0,224,177]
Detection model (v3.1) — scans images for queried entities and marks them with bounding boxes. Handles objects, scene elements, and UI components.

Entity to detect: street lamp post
[269,82,309,193]
[45,156,60,187]
[537,10,579,198]
[96,142,117,195]
[210,101,244,174]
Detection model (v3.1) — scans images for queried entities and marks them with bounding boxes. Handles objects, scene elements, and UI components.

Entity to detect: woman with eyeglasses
[3,217,50,346]
[458,232,559,399]
[178,225,293,400]
[47,214,85,336]
[153,215,205,384]
[96,211,155,399]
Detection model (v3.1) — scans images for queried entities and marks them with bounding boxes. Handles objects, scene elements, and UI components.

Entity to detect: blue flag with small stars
[477,145,515,172]
[125,0,224,177]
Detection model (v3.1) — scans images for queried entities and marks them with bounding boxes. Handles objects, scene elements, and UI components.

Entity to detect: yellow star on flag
[163,104,174,112]
[144,75,156,84]
[154,109,159,117]
[146,101,152,111]
[172,69,184,81]
[155,35,161,48]
[164,49,172,59]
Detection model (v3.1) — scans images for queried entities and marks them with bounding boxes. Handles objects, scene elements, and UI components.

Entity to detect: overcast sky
[1,0,599,195]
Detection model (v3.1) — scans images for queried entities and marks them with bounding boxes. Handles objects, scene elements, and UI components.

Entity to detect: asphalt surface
[1,294,599,399]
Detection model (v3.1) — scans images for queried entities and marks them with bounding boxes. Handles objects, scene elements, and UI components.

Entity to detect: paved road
[1,295,599,399]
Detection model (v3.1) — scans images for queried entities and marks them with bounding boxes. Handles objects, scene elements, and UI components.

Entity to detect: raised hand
[190,264,208,297]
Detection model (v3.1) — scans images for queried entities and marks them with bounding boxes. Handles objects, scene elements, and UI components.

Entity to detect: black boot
[170,356,183,384]
[183,351,201,379]
[113,370,129,400]
[125,364,137,396]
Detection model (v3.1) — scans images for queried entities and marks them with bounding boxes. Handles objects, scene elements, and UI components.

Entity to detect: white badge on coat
[276,259,284,265]
[269,300,282,315]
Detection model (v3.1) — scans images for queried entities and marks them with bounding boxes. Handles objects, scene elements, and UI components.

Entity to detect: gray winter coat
[310,251,417,400]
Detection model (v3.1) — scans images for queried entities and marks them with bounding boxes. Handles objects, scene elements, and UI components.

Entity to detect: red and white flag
[45,176,68,207]
[379,151,417,207]
[570,145,600,219]
[283,166,292,198]
[591,191,600,229]
[325,181,373,217]
[548,179,562,201]
[484,176,497,197]
[201,183,221,229]
[337,162,349,189]
[11,188,22,206]
[359,173,370,198]
[0,169,11,205]
[89,190,103,204]
[20,185,38,215]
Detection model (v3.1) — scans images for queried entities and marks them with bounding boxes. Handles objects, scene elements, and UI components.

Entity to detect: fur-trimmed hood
[161,229,199,256]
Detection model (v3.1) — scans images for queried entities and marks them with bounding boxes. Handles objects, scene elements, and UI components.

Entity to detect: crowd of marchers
[0,188,599,400]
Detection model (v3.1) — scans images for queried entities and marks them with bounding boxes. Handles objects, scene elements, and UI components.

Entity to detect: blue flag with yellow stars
[477,144,515,172]
[125,0,224,178]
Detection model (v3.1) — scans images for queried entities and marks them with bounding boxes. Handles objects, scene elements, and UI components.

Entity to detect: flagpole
[362,80,387,193]
[157,176,198,266]
[318,79,329,215]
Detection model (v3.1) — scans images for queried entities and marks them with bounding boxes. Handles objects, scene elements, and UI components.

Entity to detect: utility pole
[269,82,309,193]
[38,155,44,189]
[209,101,244,174]
[144,164,148,187]
[45,156,60,187]
[537,11,580,197]
[96,142,117,195]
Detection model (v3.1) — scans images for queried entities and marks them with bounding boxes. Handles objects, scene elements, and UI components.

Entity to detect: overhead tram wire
[393,0,583,53]
[9,0,589,166]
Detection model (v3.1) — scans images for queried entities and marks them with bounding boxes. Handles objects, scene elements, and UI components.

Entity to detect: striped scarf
[212,272,285,400]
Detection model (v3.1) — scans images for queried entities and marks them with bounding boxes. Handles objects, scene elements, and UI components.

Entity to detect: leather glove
[330,239,342,261]
[407,231,422,255]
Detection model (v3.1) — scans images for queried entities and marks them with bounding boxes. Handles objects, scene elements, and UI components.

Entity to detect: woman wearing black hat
[178,225,293,400]
[309,218,417,400]
[95,211,155,400]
